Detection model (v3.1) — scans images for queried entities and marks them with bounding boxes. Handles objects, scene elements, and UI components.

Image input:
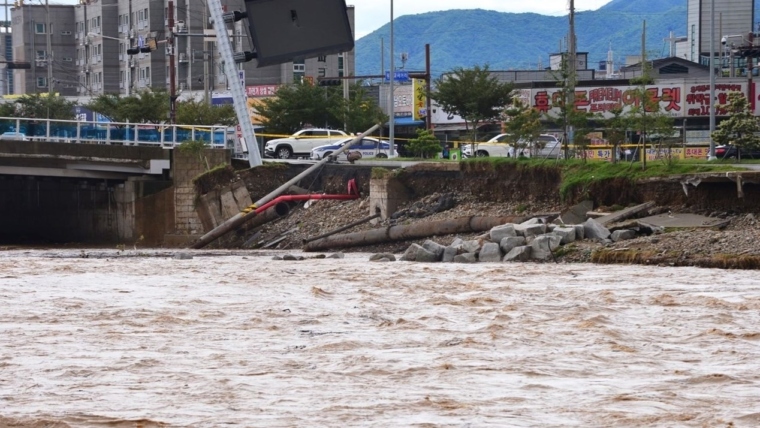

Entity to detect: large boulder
[552,227,576,244]
[478,242,502,263]
[401,243,439,262]
[611,229,637,242]
[369,253,396,262]
[503,246,532,262]
[453,253,478,263]
[422,240,446,259]
[573,224,585,240]
[499,236,526,254]
[583,218,611,241]
[461,239,482,254]
[489,224,517,242]
[514,223,546,237]
[529,234,562,261]
[442,246,458,262]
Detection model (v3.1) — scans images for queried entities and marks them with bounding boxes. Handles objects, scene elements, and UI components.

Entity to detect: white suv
[264,128,349,159]
[462,134,564,158]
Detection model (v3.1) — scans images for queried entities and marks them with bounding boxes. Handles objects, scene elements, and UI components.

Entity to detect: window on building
[36,50,46,61]
[144,8,149,21]
[318,55,326,62]
[318,68,326,77]
[37,77,47,88]
[35,23,46,34]
[96,16,101,28]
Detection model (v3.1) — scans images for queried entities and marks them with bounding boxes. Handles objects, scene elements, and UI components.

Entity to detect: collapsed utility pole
[206,0,262,167]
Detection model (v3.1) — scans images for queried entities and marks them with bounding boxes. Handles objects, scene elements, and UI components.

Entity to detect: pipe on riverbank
[190,123,380,249]
[302,215,529,252]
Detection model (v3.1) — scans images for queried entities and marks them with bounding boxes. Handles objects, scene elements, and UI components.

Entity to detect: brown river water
[0,249,759,427]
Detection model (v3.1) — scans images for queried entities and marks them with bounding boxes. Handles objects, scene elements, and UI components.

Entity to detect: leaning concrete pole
[190,123,381,249]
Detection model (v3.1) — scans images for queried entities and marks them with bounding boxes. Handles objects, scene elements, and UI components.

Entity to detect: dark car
[714,144,760,160]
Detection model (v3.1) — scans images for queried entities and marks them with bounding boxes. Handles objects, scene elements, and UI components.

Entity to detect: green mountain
[355,0,690,77]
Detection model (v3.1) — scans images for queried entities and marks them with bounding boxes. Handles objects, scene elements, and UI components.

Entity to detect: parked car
[712,144,760,160]
[462,134,564,158]
[310,137,397,161]
[264,128,349,159]
[0,131,29,141]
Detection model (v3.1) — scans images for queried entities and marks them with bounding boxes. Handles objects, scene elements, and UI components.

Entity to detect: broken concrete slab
[595,201,656,226]
[529,234,562,261]
[560,200,594,225]
[637,213,730,229]
[489,224,517,242]
[611,229,636,242]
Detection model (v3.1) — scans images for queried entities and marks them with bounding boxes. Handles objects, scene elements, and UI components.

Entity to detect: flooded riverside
[1,249,759,427]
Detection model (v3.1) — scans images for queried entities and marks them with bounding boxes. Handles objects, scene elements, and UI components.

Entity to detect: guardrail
[0,116,232,148]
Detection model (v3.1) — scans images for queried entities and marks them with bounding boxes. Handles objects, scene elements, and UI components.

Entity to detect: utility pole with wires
[565,0,577,159]
[168,0,177,124]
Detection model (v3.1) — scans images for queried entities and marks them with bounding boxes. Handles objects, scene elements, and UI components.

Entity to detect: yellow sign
[413,78,426,121]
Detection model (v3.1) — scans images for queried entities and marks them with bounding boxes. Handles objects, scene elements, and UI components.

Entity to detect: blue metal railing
[0,116,233,148]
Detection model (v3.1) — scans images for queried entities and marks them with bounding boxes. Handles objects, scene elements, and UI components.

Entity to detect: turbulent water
[1,249,759,427]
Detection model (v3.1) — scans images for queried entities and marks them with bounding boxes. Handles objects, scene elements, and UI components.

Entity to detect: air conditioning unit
[176,20,187,33]
[178,53,188,63]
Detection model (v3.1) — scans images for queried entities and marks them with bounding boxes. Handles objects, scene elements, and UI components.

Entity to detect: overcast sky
[351,0,614,39]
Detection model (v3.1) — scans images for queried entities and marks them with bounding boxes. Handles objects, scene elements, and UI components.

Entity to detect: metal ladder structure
[206,0,263,168]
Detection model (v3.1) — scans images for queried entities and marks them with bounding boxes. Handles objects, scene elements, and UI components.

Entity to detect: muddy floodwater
[1,249,759,427]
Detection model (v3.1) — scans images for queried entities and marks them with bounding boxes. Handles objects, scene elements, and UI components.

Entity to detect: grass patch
[371,167,394,179]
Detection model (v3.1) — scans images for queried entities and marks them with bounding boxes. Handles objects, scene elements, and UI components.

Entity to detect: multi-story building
[10,3,77,96]
[9,0,355,100]
[686,0,754,63]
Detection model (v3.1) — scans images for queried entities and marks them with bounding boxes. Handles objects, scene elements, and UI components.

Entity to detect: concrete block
[489,224,517,242]
[503,246,531,262]
[478,242,502,263]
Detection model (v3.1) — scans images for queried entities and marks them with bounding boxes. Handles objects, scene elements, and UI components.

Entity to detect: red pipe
[253,178,360,214]
[254,193,359,213]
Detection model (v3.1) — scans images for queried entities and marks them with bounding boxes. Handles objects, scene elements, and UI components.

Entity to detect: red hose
[254,179,360,214]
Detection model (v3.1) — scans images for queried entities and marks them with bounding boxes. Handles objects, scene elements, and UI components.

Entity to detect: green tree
[86,89,169,123]
[405,128,441,159]
[431,65,514,152]
[256,82,342,134]
[603,106,629,163]
[546,56,575,159]
[625,59,674,168]
[332,84,387,134]
[176,99,237,126]
[712,92,760,161]
[503,101,542,158]
[14,94,76,120]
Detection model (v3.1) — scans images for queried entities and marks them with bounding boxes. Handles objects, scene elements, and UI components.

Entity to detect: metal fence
[0,116,231,148]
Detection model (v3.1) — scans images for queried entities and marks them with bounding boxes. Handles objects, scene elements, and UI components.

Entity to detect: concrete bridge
[0,119,235,247]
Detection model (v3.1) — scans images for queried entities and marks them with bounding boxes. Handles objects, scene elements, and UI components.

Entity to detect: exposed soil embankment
[198,161,760,268]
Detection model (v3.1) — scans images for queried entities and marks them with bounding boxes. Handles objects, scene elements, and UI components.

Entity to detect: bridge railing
[0,116,232,148]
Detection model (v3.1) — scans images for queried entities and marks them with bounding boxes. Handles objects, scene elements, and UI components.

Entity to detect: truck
[264,128,349,159]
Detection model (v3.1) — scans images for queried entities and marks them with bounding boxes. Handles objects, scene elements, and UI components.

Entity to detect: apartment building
[9,0,355,99]
[10,3,77,95]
